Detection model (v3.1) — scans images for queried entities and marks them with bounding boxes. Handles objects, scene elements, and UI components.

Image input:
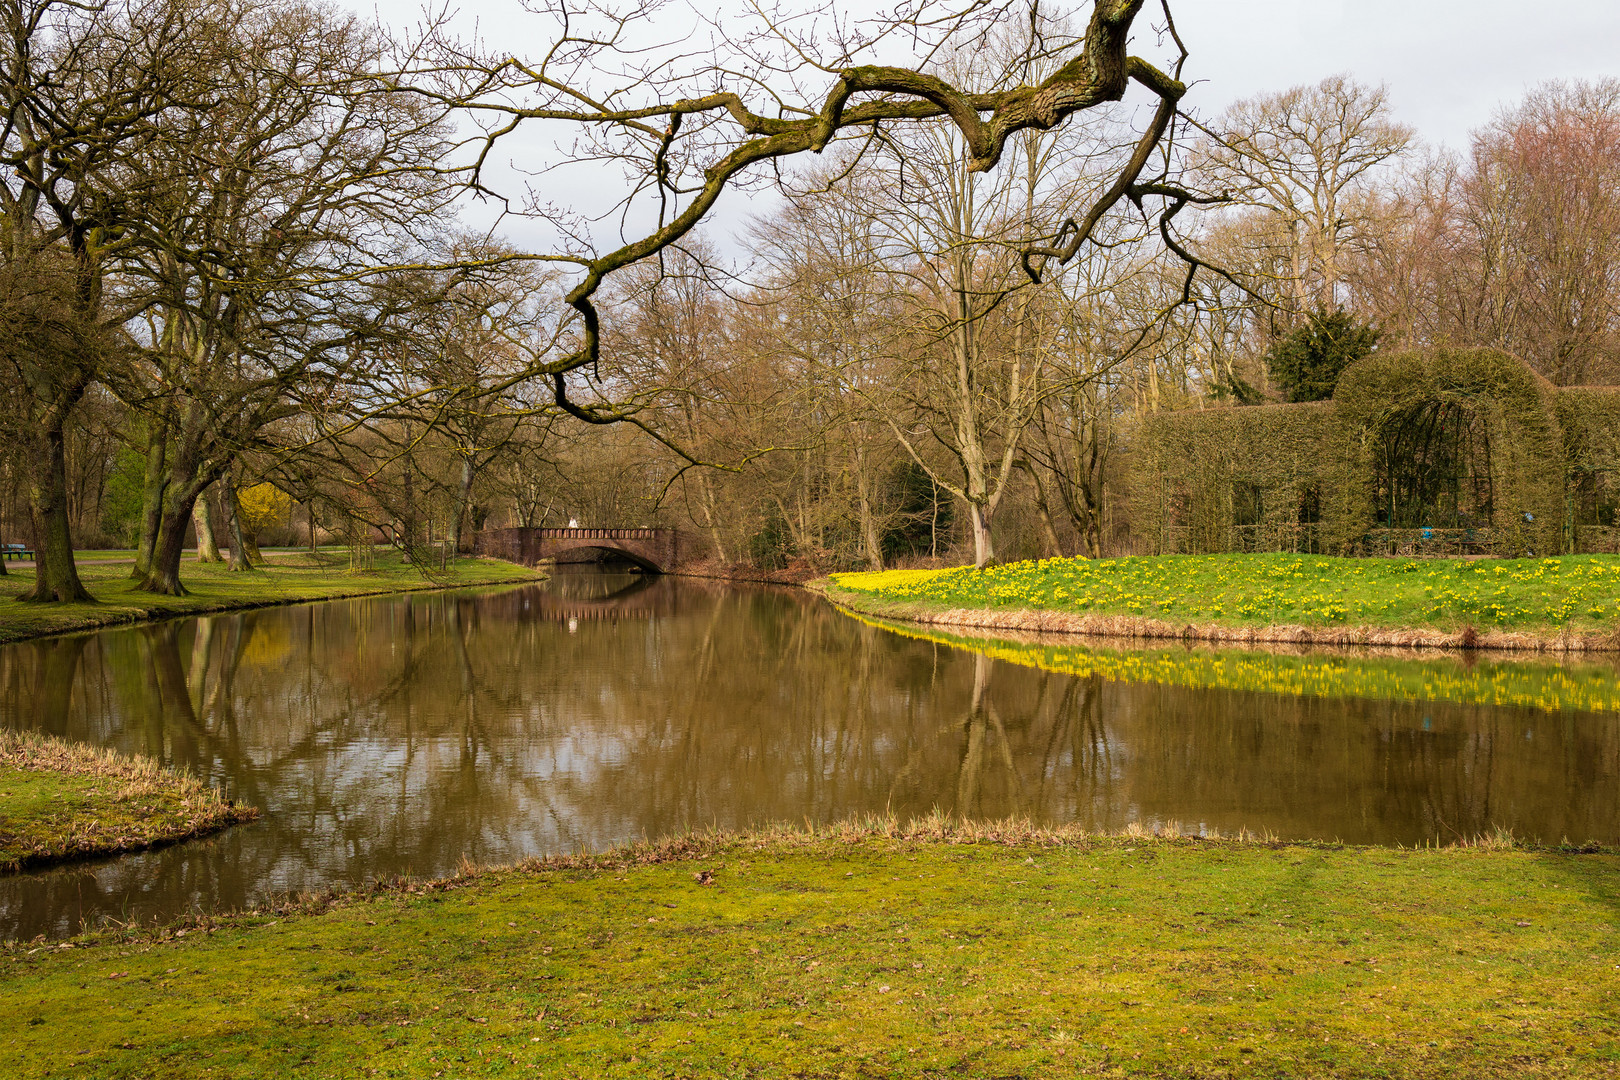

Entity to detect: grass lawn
[830,553,1620,638]
[1,820,1615,1078]
[0,730,256,872]
[0,551,544,645]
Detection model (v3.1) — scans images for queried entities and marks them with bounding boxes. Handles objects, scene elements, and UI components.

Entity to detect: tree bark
[240,520,264,566]
[1018,460,1065,558]
[695,470,730,564]
[136,495,198,595]
[453,456,475,554]
[132,420,168,580]
[17,427,94,603]
[221,475,255,572]
[194,490,222,562]
[967,501,995,568]
[856,465,885,571]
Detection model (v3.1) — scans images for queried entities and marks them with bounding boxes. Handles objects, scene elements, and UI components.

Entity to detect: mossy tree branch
[418,0,1187,433]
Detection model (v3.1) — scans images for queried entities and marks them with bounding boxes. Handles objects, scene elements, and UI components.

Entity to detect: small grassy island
[825,553,1620,651]
[0,730,256,872]
[2,821,1616,1078]
[0,551,545,646]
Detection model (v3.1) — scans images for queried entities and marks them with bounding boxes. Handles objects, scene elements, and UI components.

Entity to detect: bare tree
[0,0,198,601]
[426,0,1194,450]
[1461,79,1620,385]
[812,17,1143,567]
[362,248,562,553]
[111,0,458,595]
[1191,76,1412,320]
[749,166,910,570]
[1344,80,1620,387]
[601,242,761,562]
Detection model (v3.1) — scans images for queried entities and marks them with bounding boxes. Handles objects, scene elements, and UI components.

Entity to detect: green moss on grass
[2,819,1616,1078]
[0,730,257,871]
[0,551,545,646]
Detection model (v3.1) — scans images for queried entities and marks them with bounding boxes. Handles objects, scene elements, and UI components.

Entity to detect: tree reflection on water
[1,569,1615,937]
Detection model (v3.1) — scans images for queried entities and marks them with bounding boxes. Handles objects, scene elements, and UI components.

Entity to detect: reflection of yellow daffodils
[842,611,1620,714]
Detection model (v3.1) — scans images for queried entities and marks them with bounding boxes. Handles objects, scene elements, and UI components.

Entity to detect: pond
[2,568,1617,939]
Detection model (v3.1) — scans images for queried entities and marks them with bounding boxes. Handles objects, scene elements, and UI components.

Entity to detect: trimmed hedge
[1134,347,1620,556]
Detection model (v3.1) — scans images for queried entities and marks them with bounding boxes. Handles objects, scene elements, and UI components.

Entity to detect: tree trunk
[453,456,475,554]
[1076,428,1106,559]
[136,496,198,595]
[1078,484,1103,559]
[132,421,168,580]
[1018,460,1065,558]
[857,476,884,571]
[695,470,729,564]
[240,523,264,566]
[854,442,884,571]
[17,427,94,603]
[968,501,995,569]
[194,491,222,562]
[221,475,255,572]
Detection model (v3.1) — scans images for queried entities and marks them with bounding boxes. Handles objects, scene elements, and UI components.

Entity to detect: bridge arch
[473,527,681,574]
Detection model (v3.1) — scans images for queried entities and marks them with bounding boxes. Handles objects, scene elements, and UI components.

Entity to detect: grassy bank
[826,553,1620,651]
[0,551,545,646]
[1,819,1616,1078]
[0,730,256,872]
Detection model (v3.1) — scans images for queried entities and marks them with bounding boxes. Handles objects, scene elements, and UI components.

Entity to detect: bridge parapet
[474,527,681,573]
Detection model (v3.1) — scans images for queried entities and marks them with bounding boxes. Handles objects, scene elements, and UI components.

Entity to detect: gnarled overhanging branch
[437,0,1190,431]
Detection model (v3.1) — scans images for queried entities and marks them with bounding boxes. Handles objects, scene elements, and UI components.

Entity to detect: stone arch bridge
[474,527,682,573]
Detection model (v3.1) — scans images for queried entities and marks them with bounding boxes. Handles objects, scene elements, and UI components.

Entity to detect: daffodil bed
[842,610,1620,714]
[2,820,1616,1079]
[830,554,1620,635]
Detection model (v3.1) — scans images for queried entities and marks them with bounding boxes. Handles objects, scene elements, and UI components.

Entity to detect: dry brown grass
[0,730,258,872]
[3,729,208,796]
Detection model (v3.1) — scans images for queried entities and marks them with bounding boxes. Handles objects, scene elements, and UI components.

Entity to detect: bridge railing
[473,526,679,570]
[530,527,670,541]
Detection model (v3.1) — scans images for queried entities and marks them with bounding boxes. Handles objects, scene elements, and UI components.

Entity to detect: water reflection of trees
[1,576,1616,937]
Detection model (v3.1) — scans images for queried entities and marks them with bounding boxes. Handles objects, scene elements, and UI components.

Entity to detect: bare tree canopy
[420,0,1195,436]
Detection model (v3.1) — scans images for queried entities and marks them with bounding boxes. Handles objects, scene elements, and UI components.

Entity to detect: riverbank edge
[7,818,1617,1080]
[0,731,259,873]
[809,579,1620,653]
[0,558,547,648]
[12,813,1612,947]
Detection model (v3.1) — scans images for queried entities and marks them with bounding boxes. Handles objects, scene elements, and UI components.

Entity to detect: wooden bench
[1,543,33,561]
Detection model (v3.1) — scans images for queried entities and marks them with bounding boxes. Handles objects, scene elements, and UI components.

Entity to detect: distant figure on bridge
[568,517,578,528]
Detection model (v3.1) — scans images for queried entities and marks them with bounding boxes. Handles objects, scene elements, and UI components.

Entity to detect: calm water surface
[2,569,1616,938]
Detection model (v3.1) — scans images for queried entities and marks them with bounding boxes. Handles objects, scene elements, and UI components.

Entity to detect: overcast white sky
[340,0,1620,248]
[1170,0,1620,149]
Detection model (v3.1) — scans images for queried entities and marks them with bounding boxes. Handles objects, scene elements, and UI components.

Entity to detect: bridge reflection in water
[537,567,665,611]
[0,569,1616,938]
